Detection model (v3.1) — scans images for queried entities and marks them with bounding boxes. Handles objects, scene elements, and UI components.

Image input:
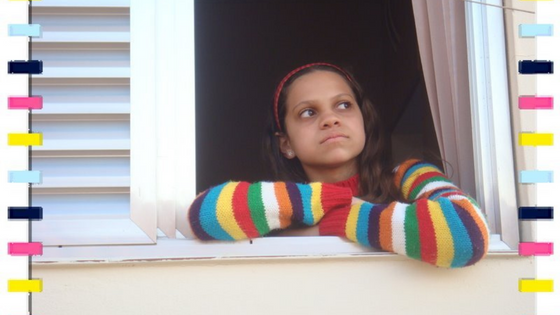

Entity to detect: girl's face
[278,70,366,182]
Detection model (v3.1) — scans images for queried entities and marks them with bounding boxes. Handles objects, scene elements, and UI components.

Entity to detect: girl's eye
[300,109,315,118]
[338,101,351,109]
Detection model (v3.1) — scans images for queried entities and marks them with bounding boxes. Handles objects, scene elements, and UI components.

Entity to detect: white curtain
[411,0,476,197]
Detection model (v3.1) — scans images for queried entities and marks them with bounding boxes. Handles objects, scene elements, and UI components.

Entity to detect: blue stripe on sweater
[199,182,234,240]
[356,202,373,247]
[439,198,473,267]
[296,183,313,225]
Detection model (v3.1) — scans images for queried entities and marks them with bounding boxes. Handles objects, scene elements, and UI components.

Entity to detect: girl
[188,62,489,268]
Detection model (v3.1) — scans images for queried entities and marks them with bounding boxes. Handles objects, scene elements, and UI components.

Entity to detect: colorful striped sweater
[188,159,490,268]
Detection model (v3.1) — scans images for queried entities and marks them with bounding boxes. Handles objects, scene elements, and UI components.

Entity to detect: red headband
[273,62,353,132]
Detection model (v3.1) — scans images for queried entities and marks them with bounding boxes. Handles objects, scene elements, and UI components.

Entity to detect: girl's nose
[320,112,341,129]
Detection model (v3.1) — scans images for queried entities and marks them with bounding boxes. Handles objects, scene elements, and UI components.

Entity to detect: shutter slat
[34,31,130,43]
[33,103,130,115]
[33,67,130,78]
[32,0,130,8]
[33,139,130,151]
[35,176,130,189]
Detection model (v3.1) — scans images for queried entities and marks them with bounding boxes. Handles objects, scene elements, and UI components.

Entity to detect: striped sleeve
[320,159,490,268]
[188,181,353,241]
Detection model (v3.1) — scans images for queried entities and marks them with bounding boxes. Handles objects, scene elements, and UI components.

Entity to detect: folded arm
[319,159,490,268]
[188,181,352,240]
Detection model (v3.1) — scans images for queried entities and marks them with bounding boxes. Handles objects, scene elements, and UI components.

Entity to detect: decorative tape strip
[8,243,43,256]
[7,207,43,220]
[518,207,554,220]
[7,280,43,293]
[518,279,554,293]
[8,171,41,183]
[519,24,553,37]
[7,60,43,74]
[518,60,553,74]
[519,133,554,146]
[519,242,554,256]
[7,133,42,146]
[519,170,553,183]
[8,96,43,110]
[8,24,41,37]
[518,96,553,109]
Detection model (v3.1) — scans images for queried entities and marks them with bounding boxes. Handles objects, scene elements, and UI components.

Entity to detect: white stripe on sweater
[416,181,458,199]
[391,202,408,256]
[260,182,282,231]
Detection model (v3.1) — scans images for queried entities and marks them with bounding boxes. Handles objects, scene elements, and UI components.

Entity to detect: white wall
[33,254,534,315]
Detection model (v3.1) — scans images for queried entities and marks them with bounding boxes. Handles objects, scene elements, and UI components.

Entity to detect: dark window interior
[195,0,441,192]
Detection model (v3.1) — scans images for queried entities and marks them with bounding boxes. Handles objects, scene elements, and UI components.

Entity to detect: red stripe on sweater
[416,199,438,265]
[232,182,260,238]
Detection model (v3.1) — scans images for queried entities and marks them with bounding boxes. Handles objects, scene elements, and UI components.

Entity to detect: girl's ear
[275,132,296,159]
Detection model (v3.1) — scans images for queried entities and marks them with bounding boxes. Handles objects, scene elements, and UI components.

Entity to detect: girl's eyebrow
[292,93,355,113]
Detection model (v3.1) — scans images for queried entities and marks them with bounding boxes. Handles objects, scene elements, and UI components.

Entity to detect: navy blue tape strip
[8,60,43,74]
[7,207,43,220]
[518,60,553,74]
[518,207,554,220]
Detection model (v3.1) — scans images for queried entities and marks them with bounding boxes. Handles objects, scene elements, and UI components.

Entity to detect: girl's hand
[352,196,364,205]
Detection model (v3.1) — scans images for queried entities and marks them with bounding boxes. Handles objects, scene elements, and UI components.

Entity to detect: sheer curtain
[411,0,476,197]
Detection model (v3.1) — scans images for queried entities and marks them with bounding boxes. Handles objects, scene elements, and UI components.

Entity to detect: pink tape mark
[8,242,43,256]
[8,96,43,110]
[518,96,553,109]
[519,242,553,256]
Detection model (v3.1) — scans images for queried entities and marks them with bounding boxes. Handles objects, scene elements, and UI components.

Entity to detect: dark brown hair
[262,64,402,203]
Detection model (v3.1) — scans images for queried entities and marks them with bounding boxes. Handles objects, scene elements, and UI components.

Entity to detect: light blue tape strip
[8,24,42,37]
[8,171,42,184]
[519,24,553,37]
[520,171,553,183]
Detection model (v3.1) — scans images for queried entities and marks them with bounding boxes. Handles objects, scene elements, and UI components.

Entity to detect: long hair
[262,64,402,203]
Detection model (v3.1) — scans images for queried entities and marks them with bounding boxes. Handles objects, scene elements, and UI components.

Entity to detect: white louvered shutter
[31,0,159,246]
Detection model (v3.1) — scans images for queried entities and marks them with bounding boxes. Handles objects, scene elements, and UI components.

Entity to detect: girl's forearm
[188,181,352,241]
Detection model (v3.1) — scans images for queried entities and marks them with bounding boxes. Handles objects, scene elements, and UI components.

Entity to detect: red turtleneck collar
[331,173,360,196]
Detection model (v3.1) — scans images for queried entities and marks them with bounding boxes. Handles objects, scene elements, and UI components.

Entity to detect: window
[34,0,519,263]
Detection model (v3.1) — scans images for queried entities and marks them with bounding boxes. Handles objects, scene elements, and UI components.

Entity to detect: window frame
[35,0,519,262]
[464,0,519,250]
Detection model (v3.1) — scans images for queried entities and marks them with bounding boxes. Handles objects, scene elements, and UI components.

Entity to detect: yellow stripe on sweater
[427,201,454,268]
[216,182,247,240]
[310,182,324,224]
[345,203,362,242]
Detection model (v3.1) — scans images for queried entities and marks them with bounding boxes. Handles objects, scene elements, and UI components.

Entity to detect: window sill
[32,234,516,265]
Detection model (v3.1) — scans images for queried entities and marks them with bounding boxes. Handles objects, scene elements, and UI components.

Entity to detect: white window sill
[32,234,516,265]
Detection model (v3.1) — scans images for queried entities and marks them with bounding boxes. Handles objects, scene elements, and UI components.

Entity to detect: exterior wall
[33,254,534,315]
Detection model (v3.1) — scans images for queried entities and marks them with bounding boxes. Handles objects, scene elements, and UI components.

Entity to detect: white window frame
[34,0,518,263]
[464,0,519,250]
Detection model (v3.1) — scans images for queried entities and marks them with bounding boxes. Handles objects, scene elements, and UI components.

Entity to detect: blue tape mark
[519,24,553,37]
[519,207,553,220]
[7,207,43,220]
[8,171,42,184]
[8,60,43,74]
[518,60,553,74]
[520,170,553,183]
[8,24,42,37]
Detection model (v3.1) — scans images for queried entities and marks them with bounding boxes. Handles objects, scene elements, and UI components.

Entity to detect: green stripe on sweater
[404,203,421,260]
[247,183,270,235]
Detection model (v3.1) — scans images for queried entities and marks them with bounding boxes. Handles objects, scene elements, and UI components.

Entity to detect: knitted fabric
[187,159,490,268]
[188,181,353,241]
[319,159,489,268]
